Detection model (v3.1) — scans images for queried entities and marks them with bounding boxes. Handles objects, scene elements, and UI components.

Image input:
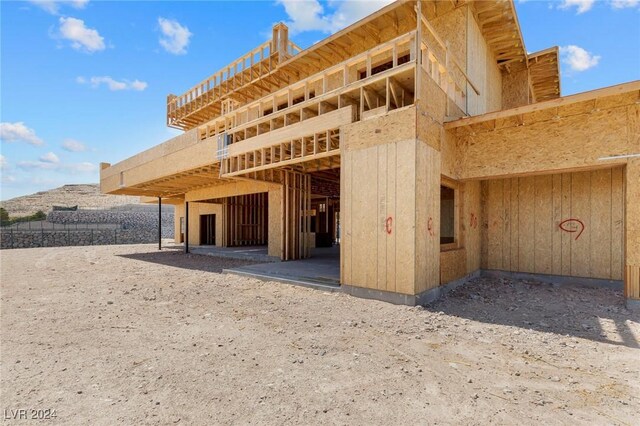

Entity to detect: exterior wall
[268,189,282,257]
[174,202,223,247]
[174,204,184,244]
[481,168,624,280]
[340,107,418,294]
[626,159,640,299]
[101,129,216,193]
[502,68,530,109]
[439,180,482,285]
[415,141,441,293]
[416,66,483,288]
[466,8,502,115]
[457,93,637,180]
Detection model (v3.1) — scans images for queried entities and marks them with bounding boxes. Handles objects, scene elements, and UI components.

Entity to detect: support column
[625,158,640,310]
[185,201,190,254]
[158,197,162,250]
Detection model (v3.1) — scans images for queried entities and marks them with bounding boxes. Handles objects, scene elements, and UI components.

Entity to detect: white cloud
[558,0,596,13]
[39,152,60,163]
[58,17,105,53]
[610,0,640,8]
[558,0,639,12]
[18,160,97,174]
[158,18,192,55]
[0,155,7,169]
[0,122,44,146]
[77,76,148,91]
[61,138,87,152]
[560,45,601,72]
[276,0,393,34]
[29,0,89,15]
[2,174,17,184]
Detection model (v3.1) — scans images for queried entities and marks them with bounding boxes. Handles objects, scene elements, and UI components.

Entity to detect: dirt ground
[1,244,639,425]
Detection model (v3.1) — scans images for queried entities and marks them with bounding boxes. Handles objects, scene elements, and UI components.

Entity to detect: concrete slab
[224,246,340,290]
[189,245,279,263]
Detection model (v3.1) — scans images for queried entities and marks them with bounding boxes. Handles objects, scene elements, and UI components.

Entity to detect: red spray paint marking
[559,218,585,240]
[427,217,434,237]
[470,213,478,229]
[385,217,393,235]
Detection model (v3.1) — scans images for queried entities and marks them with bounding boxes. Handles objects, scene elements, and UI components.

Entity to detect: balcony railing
[167,34,302,130]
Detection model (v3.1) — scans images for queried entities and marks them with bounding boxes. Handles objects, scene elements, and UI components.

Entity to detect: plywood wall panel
[502,178,512,270]
[509,178,520,272]
[465,180,482,274]
[268,189,283,257]
[395,139,417,295]
[460,106,632,180]
[482,168,624,280]
[518,177,535,273]
[590,168,612,278]
[625,159,640,299]
[385,143,398,292]
[611,167,624,280]
[534,175,553,274]
[415,142,441,293]
[560,173,572,276]
[487,179,503,270]
[480,182,489,269]
[570,171,591,278]
[551,174,563,275]
[340,138,420,295]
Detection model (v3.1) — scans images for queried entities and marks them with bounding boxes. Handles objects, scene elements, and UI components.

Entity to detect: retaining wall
[0,229,158,249]
[47,210,174,238]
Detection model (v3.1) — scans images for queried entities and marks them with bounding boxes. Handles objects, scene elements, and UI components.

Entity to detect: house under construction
[100,0,640,308]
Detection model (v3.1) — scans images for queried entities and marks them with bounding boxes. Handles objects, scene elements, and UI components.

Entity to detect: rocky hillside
[1,184,141,217]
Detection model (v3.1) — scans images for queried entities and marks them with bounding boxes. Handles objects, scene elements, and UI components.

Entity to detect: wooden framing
[101,1,640,306]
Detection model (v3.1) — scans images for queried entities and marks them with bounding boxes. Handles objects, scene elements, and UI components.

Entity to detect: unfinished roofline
[508,0,528,64]
[278,0,410,69]
[444,80,640,130]
[527,45,561,100]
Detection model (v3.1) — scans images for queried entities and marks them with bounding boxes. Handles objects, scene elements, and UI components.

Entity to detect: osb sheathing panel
[268,189,282,257]
[175,202,223,247]
[341,139,417,294]
[174,204,184,245]
[440,131,462,179]
[102,129,199,179]
[626,159,640,299]
[432,179,483,286]
[415,141,441,294]
[430,6,466,93]
[185,180,278,202]
[341,106,416,153]
[502,68,529,109]
[417,68,446,124]
[440,249,466,284]
[460,105,636,180]
[464,180,482,274]
[417,69,446,152]
[481,168,625,280]
[466,8,503,115]
[102,129,211,192]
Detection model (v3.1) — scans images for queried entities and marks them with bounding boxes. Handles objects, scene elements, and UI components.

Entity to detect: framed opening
[440,178,461,251]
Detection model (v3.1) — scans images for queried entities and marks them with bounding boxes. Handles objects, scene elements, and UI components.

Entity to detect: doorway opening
[200,214,216,246]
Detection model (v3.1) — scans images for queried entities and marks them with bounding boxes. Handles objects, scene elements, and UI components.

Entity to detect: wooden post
[625,158,640,310]
[184,201,189,254]
[158,197,162,250]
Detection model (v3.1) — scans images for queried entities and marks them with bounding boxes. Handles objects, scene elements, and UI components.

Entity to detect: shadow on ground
[118,249,258,274]
[428,277,640,349]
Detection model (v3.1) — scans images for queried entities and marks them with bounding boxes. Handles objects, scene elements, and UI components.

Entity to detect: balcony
[166,23,302,131]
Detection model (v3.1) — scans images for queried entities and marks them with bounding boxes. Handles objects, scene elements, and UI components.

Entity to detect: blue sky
[1,0,639,201]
